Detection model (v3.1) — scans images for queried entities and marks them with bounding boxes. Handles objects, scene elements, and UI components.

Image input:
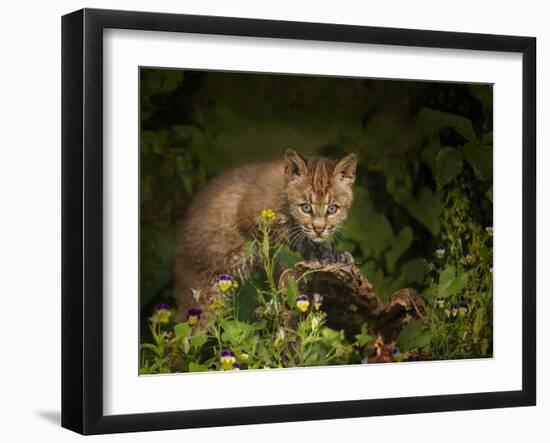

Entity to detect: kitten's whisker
[337,225,351,234]
[288,229,305,250]
[287,229,305,244]
[287,226,303,235]
[334,226,349,239]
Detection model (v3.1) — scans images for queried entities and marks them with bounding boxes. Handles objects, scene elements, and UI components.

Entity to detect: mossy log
[279,261,426,362]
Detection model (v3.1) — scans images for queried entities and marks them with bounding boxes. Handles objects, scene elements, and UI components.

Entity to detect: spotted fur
[173,148,356,319]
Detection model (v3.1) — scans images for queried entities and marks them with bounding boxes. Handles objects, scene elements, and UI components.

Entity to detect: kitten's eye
[327,204,339,214]
[300,203,312,214]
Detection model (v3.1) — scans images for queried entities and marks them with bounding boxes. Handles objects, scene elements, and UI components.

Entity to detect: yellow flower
[296,294,310,313]
[313,293,323,311]
[451,305,458,317]
[218,274,234,293]
[151,303,172,324]
[208,299,225,311]
[240,349,249,362]
[261,208,276,221]
[220,350,236,370]
[232,280,239,289]
[187,308,202,326]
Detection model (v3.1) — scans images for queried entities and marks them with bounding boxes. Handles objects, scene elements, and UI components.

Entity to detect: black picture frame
[61,8,536,435]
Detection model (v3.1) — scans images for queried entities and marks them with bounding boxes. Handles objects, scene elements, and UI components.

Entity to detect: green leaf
[140,343,160,354]
[285,276,299,308]
[418,108,477,144]
[236,281,260,322]
[438,266,456,297]
[355,333,374,346]
[278,246,301,269]
[401,258,425,285]
[396,320,425,352]
[463,143,493,181]
[421,139,441,175]
[408,333,431,350]
[438,267,469,298]
[189,334,208,349]
[174,322,191,339]
[384,227,413,271]
[252,319,267,331]
[188,362,208,372]
[392,186,442,236]
[220,319,255,346]
[444,272,470,298]
[436,147,463,188]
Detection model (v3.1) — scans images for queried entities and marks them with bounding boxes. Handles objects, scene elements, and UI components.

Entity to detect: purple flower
[155,303,169,311]
[391,347,400,356]
[408,355,421,362]
[220,349,234,358]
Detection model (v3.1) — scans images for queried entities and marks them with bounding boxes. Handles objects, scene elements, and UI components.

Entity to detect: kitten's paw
[338,251,355,265]
[317,250,354,265]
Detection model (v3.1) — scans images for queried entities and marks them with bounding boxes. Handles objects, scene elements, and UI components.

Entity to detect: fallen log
[278,260,426,362]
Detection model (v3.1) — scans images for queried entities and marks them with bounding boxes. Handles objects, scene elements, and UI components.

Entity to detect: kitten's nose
[313,226,325,235]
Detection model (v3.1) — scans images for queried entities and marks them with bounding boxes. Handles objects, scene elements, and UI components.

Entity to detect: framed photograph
[62,8,536,435]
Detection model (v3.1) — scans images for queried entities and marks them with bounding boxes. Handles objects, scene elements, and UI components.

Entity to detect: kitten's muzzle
[312,226,325,235]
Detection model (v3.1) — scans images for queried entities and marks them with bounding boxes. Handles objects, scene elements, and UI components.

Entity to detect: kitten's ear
[284,148,308,183]
[333,153,357,185]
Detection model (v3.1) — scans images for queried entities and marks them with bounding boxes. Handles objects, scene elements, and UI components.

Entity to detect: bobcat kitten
[173,148,357,318]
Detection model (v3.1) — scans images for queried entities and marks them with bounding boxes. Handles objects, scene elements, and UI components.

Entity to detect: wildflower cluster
[261,208,276,222]
[140,208,359,373]
[424,182,494,361]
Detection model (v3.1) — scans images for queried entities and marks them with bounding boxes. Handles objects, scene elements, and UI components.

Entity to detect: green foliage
[437,266,470,298]
[463,143,493,181]
[140,215,362,373]
[397,320,431,352]
[436,147,463,189]
[418,108,478,144]
[355,333,374,347]
[285,276,299,308]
